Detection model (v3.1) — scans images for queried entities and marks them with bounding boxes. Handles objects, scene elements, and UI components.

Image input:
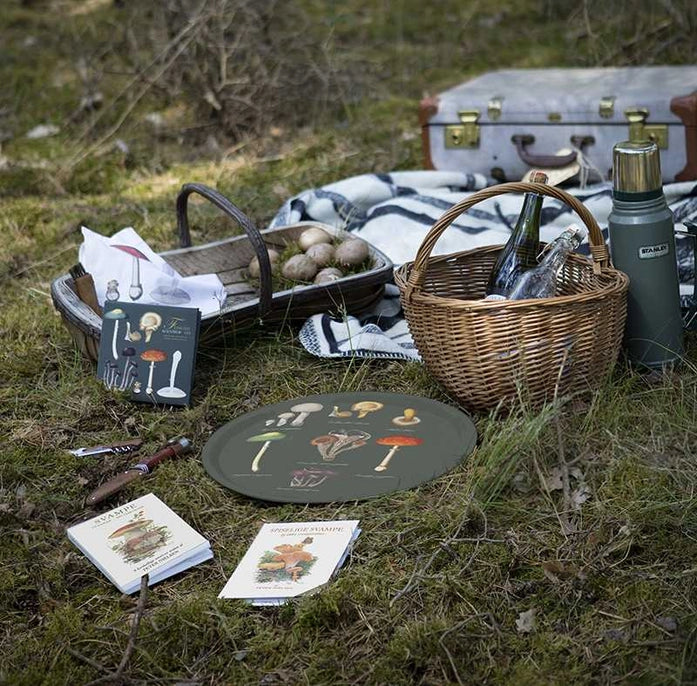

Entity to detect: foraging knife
[69,438,144,458]
[86,437,192,506]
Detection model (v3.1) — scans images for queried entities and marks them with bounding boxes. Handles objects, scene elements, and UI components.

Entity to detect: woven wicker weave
[394,182,629,413]
[52,183,393,362]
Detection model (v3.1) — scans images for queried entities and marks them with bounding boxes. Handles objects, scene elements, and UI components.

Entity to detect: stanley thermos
[608,140,683,367]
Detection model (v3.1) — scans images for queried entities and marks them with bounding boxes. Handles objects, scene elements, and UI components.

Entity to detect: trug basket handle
[405,182,608,296]
[176,182,273,319]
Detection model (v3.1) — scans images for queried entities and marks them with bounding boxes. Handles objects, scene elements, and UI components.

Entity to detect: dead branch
[83,575,149,686]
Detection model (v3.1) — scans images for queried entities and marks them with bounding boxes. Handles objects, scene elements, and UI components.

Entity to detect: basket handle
[176,182,273,319]
[405,182,609,296]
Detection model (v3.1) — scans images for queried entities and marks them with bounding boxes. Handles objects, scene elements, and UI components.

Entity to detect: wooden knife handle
[86,470,142,506]
[141,437,192,470]
[73,274,103,316]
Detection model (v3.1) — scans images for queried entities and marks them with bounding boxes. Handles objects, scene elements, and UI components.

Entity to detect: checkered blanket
[269,171,697,361]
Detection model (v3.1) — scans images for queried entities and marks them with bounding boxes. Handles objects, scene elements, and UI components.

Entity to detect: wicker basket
[52,183,393,362]
[394,182,629,413]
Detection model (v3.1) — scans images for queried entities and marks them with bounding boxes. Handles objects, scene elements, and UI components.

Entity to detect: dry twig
[83,575,149,686]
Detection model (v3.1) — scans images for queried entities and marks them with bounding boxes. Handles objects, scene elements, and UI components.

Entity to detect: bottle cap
[612,140,662,200]
[529,170,548,184]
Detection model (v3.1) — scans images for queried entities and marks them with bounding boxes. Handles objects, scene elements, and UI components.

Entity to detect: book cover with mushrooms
[96,301,201,406]
[218,521,360,604]
[67,493,212,594]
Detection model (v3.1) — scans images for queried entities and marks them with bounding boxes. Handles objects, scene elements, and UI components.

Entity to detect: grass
[2,0,697,684]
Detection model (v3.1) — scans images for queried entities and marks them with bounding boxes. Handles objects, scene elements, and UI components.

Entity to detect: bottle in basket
[608,140,683,367]
[485,171,548,299]
[509,225,587,300]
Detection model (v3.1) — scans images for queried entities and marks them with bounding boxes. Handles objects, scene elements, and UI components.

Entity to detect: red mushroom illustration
[140,349,167,395]
[374,435,423,472]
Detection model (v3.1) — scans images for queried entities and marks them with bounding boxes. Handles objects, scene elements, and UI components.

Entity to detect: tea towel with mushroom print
[79,226,227,317]
[270,170,697,361]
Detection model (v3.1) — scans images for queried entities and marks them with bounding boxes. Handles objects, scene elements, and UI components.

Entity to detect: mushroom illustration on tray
[103,308,128,360]
[328,406,352,418]
[374,435,423,472]
[139,311,162,343]
[248,432,286,472]
[111,244,150,301]
[275,412,295,427]
[157,350,186,399]
[140,349,167,395]
[290,468,337,488]
[289,403,324,427]
[392,408,421,426]
[310,430,371,461]
[351,401,384,419]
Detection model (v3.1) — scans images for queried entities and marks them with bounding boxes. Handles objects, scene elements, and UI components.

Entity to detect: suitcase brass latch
[599,96,615,118]
[625,107,668,149]
[445,110,480,149]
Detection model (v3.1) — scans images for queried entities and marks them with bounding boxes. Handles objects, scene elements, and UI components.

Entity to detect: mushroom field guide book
[218,520,360,606]
[98,301,201,407]
[67,493,212,594]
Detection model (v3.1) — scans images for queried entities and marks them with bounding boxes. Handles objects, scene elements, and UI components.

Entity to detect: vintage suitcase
[420,66,697,182]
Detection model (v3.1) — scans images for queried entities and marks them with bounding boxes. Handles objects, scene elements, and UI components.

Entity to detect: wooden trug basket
[394,182,629,413]
[51,183,393,362]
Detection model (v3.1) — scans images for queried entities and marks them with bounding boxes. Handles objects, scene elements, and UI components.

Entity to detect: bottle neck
[514,192,543,236]
[540,234,577,272]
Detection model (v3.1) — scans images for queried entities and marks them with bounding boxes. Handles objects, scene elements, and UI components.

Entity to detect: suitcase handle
[176,183,273,319]
[512,134,579,168]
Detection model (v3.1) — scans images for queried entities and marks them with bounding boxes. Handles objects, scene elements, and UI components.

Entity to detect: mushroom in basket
[140,349,167,395]
[374,435,423,472]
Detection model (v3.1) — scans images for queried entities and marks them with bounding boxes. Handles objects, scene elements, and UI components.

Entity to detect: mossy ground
[2,1,697,684]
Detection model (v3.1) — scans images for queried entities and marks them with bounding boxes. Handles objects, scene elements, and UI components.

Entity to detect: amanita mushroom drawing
[139,311,162,343]
[103,308,128,360]
[374,435,423,472]
[248,431,286,472]
[392,408,421,426]
[140,349,167,395]
[156,350,186,399]
[289,402,324,427]
[151,277,191,305]
[351,400,384,419]
[112,244,150,301]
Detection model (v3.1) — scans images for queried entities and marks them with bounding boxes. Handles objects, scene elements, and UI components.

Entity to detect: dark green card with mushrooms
[97,301,201,406]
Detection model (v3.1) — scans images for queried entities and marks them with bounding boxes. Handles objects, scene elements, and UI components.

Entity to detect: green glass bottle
[485,171,548,299]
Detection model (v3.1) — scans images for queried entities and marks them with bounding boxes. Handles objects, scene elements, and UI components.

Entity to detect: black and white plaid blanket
[269,171,697,361]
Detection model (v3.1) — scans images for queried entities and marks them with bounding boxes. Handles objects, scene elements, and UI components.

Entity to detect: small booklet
[97,301,201,406]
[67,493,212,594]
[219,520,360,605]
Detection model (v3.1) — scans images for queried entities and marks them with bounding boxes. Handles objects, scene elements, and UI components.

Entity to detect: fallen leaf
[516,608,535,633]
[571,484,591,509]
[544,467,564,491]
[656,616,677,632]
[26,124,60,139]
[604,627,628,642]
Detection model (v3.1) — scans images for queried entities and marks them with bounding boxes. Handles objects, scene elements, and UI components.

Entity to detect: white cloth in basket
[79,226,227,317]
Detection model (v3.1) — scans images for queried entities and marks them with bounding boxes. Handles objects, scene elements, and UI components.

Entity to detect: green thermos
[608,140,684,367]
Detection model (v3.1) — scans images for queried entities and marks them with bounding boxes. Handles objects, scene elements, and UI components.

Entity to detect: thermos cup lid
[612,140,662,199]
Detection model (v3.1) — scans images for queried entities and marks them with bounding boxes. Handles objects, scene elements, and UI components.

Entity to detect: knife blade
[86,437,192,506]
[70,438,144,458]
